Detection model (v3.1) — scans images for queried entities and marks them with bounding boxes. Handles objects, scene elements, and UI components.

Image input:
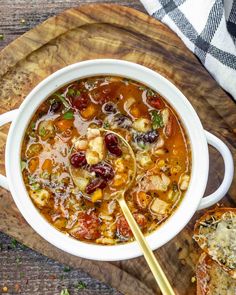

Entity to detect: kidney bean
[71,93,88,110]
[105,133,118,147]
[50,101,62,113]
[102,102,117,114]
[147,95,165,110]
[70,152,87,168]
[134,130,159,144]
[108,145,122,156]
[105,133,122,156]
[86,178,107,194]
[143,130,159,143]
[113,114,132,129]
[90,162,114,180]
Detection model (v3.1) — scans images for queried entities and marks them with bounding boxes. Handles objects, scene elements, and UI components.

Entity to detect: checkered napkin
[140,0,236,100]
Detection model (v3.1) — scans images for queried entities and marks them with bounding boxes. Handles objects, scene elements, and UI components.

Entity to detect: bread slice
[196,253,236,295]
[194,208,236,279]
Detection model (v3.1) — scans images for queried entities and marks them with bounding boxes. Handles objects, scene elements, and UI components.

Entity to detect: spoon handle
[118,197,175,295]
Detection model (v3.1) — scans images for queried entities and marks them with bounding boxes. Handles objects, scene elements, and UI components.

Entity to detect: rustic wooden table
[0,1,143,294]
[1,1,235,295]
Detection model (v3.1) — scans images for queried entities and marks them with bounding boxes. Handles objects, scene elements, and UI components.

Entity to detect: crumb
[191,276,196,283]
[2,286,8,292]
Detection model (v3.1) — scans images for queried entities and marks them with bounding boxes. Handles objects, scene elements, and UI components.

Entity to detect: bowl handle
[0,109,19,191]
[198,130,234,210]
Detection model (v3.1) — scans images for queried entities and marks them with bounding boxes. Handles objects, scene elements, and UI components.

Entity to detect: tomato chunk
[70,211,100,240]
[148,94,165,110]
[117,213,147,238]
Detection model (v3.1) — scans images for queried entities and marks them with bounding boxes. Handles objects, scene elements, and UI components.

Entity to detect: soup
[21,76,191,245]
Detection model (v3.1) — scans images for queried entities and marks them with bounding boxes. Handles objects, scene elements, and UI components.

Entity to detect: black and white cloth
[140,0,236,100]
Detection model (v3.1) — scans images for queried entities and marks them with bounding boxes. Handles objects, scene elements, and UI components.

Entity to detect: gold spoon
[70,129,175,295]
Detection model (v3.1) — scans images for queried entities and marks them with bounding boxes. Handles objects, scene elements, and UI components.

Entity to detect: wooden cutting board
[0,4,235,295]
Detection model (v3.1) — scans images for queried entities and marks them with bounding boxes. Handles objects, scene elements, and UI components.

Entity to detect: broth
[21,76,191,245]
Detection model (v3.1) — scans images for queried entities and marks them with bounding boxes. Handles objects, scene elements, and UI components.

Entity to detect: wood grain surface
[0,3,235,295]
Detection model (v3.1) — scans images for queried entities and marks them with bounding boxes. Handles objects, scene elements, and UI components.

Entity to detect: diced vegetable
[129,104,141,117]
[85,150,100,165]
[180,174,190,190]
[87,128,100,140]
[38,120,55,139]
[72,138,88,150]
[114,158,126,173]
[28,158,39,173]
[55,119,73,132]
[73,176,89,191]
[161,108,174,137]
[88,136,105,161]
[136,191,152,209]
[80,104,97,119]
[26,143,43,157]
[42,159,52,172]
[111,173,128,187]
[96,237,116,245]
[91,189,103,202]
[147,173,170,191]
[132,118,151,133]
[150,198,170,215]
[69,212,100,240]
[29,189,50,208]
[136,151,152,167]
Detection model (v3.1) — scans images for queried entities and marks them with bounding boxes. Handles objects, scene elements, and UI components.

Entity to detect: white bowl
[0,60,233,261]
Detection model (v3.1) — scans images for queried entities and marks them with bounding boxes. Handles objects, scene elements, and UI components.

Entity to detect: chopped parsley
[150,110,164,129]
[147,89,155,96]
[75,281,87,290]
[67,88,75,96]
[30,183,41,191]
[63,110,74,120]
[39,126,46,137]
[63,266,71,272]
[60,289,70,295]
[16,257,21,265]
[11,239,18,248]
[103,121,110,128]
[137,141,146,149]
[54,93,70,109]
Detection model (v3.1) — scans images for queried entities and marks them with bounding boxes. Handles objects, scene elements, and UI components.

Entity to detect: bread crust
[194,207,236,279]
[196,253,236,295]
[196,253,211,295]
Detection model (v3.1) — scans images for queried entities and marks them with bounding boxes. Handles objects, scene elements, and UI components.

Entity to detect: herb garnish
[60,289,70,295]
[54,93,70,109]
[63,110,74,120]
[39,126,47,137]
[150,110,164,129]
[103,121,110,128]
[75,281,87,290]
[63,266,71,272]
[11,239,18,249]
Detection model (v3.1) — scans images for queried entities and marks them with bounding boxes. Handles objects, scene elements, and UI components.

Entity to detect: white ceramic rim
[5,59,209,261]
